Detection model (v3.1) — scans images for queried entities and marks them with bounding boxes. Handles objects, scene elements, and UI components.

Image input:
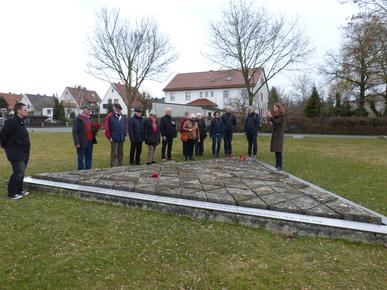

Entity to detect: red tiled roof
[0,92,23,110]
[113,83,143,108]
[66,87,101,107]
[186,98,218,108]
[163,68,263,92]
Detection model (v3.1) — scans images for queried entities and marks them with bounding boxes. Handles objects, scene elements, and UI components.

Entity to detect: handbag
[180,131,189,142]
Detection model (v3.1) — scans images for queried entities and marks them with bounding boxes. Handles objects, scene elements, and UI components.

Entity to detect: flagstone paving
[31,159,382,225]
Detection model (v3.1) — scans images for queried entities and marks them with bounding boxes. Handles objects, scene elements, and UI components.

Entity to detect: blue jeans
[212,135,222,155]
[8,160,28,196]
[77,141,93,170]
[223,130,233,155]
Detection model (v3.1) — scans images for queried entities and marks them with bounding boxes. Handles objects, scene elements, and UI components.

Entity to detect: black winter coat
[0,115,30,161]
[244,112,261,135]
[143,118,160,146]
[159,115,177,138]
[128,115,144,142]
[221,112,237,132]
[196,119,207,139]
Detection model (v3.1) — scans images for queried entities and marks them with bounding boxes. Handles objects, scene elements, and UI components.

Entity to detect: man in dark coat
[221,106,237,157]
[105,103,126,167]
[72,106,96,170]
[244,106,261,160]
[194,112,207,156]
[128,108,144,165]
[0,103,30,199]
[159,107,177,161]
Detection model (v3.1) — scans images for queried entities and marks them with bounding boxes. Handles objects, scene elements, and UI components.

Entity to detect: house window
[170,92,175,102]
[185,92,191,101]
[46,109,51,115]
[210,91,214,98]
[205,91,208,98]
[200,92,203,98]
[261,78,265,85]
[223,90,229,103]
[114,99,119,104]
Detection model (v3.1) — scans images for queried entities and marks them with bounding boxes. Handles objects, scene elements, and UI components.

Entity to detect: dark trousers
[110,142,124,167]
[186,139,196,159]
[77,141,93,170]
[182,140,189,159]
[161,137,173,159]
[130,141,142,164]
[275,152,283,169]
[8,160,28,196]
[212,135,222,156]
[246,132,258,157]
[195,138,205,156]
[223,130,233,155]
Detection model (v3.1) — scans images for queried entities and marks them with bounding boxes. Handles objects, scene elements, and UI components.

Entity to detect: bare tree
[88,8,177,112]
[207,0,312,106]
[322,15,386,116]
[340,0,387,18]
[289,74,315,102]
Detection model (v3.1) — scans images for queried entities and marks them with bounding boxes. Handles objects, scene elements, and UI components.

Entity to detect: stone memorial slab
[24,158,386,243]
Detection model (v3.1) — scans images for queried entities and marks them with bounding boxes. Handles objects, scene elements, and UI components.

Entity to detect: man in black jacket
[0,103,30,199]
[244,105,261,160]
[128,108,144,165]
[221,106,237,157]
[159,107,177,161]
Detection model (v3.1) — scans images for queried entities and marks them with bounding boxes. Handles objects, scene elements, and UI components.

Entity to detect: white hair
[165,107,172,112]
[189,113,197,119]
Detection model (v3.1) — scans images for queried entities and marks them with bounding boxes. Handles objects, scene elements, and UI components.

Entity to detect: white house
[163,68,269,115]
[21,94,55,120]
[59,86,101,118]
[99,83,143,116]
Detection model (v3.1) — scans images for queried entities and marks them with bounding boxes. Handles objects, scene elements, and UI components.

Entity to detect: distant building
[59,86,101,118]
[21,94,55,120]
[0,92,23,115]
[99,83,143,116]
[163,68,269,115]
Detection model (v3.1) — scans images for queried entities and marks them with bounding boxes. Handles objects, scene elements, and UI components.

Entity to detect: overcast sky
[0,0,359,99]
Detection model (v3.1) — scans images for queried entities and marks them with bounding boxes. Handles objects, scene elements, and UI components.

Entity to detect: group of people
[0,101,286,200]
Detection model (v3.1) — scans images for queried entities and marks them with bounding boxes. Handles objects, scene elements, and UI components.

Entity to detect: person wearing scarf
[143,111,160,165]
[72,106,96,170]
[267,103,286,171]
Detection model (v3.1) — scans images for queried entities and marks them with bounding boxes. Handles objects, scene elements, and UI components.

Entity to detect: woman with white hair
[143,110,160,165]
[182,113,200,160]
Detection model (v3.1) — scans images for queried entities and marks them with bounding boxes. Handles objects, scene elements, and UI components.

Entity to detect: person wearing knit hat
[194,112,207,156]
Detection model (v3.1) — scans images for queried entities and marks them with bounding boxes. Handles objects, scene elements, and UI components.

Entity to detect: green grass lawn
[0,132,386,289]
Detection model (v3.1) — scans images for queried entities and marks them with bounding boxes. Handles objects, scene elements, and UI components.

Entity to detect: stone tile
[202,183,224,191]
[180,190,207,201]
[113,181,136,191]
[156,185,181,198]
[205,189,236,205]
[180,179,203,191]
[325,200,381,224]
[157,176,180,186]
[304,204,341,219]
[237,197,267,209]
[252,186,276,196]
[259,192,288,205]
[95,179,116,189]
[283,179,309,189]
[227,188,257,203]
[291,196,321,211]
[270,200,302,214]
[280,191,305,201]
[134,184,156,194]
